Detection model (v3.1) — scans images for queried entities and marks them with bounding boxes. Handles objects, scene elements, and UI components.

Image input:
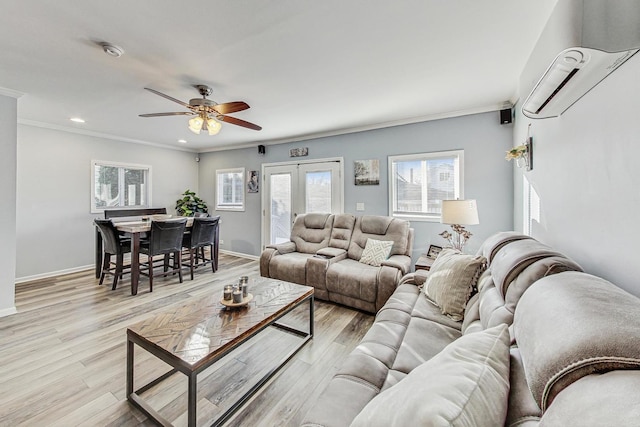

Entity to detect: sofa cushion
[290,213,333,254]
[477,231,532,263]
[348,216,410,260]
[538,371,640,427]
[514,272,640,411]
[350,323,511,427]
[329,213,356,250]
[267,252,312,285]
[359,238,393,266]
[326,259,380,302]
[424,249,486,321]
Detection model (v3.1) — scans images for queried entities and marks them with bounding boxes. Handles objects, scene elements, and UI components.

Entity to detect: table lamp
[439,199,479,251]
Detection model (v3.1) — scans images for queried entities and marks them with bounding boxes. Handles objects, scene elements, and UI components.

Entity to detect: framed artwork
[354,159,380,185]
[426,244,443,259]
[247,170,259,193]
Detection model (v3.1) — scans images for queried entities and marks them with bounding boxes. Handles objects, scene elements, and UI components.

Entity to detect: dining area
[94,208,220,295]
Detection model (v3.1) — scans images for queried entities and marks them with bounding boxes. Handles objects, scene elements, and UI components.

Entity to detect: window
[523,175,540,235]
[216,168,245,211]
[388,150,463,221]
[91,161,151,213]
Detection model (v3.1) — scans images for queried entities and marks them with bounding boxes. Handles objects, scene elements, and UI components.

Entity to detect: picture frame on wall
[247,170,259,193]
[354,159,380,186]
[426,244,443,259]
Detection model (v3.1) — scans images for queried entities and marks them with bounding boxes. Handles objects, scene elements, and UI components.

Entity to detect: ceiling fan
[139,85,262,135]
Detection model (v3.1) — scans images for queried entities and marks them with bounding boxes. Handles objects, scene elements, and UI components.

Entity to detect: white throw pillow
[424,248,486,321]
[350,323,511,427]
[359,238,394,267]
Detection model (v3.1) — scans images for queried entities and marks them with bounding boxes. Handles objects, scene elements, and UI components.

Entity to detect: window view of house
[389,150,462,220]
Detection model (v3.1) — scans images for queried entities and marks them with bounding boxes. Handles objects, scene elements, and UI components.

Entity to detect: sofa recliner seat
[301,231,640,427]
[260,213,413,313]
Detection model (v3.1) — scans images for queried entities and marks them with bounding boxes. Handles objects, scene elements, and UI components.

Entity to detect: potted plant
[175,189,209,216]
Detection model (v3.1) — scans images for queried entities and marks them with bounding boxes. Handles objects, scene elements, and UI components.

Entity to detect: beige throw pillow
[359,238,393,267]
[350,324,511,427]
[424,249,486,321]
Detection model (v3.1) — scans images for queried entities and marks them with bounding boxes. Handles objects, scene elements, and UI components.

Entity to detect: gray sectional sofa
[302,232,640,427]
[260,213,413,313]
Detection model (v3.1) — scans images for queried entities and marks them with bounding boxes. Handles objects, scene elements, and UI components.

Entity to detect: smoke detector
[100,42,124,58]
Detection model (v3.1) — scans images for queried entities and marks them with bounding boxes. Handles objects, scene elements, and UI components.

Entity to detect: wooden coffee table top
[127,277,313,371]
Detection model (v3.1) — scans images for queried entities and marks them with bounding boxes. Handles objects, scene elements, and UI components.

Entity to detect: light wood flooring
[0,254,374,426]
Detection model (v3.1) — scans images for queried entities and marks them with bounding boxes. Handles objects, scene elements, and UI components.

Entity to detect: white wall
[15,125,200,280]
[513,41,640,296]
[0,94,17,316]
[199,111,514,259]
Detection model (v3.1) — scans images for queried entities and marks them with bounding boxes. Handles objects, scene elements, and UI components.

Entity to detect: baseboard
[15,264,93,284]
[0,306,17,317]
[15,252,258,284]
[219,249,259,261]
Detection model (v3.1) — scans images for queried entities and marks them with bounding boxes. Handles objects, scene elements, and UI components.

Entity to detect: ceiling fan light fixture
[188,116,204,134]
[206,118,221,135]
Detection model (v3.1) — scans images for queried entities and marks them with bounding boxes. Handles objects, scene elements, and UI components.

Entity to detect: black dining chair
[94,219,131,290]
[182,216,220,280]
[139,218,188,292]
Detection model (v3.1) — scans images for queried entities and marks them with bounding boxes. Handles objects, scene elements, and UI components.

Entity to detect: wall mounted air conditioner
[522,0,640,119]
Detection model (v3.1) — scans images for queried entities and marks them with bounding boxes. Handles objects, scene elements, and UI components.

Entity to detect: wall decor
[354,159,380,185]
[247,170,259,193]
[290,147,309,157]
[505,124,533,171]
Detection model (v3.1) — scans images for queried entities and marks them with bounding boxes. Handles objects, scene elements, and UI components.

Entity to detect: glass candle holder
[223,285,233,301]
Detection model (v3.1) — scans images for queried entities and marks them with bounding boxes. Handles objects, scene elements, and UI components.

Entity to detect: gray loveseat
[302,232,640,426]
[260,213,413,313]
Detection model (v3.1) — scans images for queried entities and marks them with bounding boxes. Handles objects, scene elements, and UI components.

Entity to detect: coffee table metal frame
[126,292,314,427]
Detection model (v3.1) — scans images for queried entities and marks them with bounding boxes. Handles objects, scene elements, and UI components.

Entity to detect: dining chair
[94,219,131,290]
[182,216,220,280]
[139,218,188,292]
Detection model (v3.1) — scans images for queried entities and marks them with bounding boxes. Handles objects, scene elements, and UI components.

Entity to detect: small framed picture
[427,245,443,259]
[247,170,259,193]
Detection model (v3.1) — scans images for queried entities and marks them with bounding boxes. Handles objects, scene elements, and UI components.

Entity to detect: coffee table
[126,277,314,427]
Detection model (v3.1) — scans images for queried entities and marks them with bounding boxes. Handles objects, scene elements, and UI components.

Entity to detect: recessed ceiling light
[99,42,124,58]
[70,117,85,123]
[178,139,187,143]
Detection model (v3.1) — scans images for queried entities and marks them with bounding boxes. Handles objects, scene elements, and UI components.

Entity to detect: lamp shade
[188,116,204,134]
[441,199,479,225]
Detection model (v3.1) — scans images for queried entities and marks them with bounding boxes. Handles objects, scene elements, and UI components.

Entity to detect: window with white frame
[216,167,245,211]
[523,175,540,235]
[91,161,151,213]
[388,150,463,221]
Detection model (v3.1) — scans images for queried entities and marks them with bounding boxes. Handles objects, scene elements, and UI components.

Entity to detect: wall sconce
[505,125,534,171]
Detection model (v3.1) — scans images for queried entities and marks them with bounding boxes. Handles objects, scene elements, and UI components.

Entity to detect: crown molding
[197,102,506,153]
[0,87,24,98]
[17,119,197,153]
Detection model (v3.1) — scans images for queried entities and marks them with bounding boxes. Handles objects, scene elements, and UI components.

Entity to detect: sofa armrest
[398,269,430,286]
[259,247,277,277]
[381,254,412,275]
[266,241,296,254]
[316,247,347,258]
[307,250,348,294]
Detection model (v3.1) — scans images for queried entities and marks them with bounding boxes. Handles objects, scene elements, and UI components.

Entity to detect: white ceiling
[0,0,557,152]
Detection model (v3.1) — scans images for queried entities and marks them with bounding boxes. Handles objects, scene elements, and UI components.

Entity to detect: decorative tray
[220,293,254,308]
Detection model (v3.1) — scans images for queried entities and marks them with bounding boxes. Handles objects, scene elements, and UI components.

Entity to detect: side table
[415,255,435,271]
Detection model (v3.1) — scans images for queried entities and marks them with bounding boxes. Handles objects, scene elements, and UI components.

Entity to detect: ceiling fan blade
[139,112,194,117]
[212,101,250,115]
[218,115,262,131]
[144,87,191,108]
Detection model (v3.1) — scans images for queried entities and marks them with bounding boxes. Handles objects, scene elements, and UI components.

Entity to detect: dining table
[95,217,194,296]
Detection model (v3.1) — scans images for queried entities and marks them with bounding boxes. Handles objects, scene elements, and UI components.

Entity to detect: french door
[262,159,343,248]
